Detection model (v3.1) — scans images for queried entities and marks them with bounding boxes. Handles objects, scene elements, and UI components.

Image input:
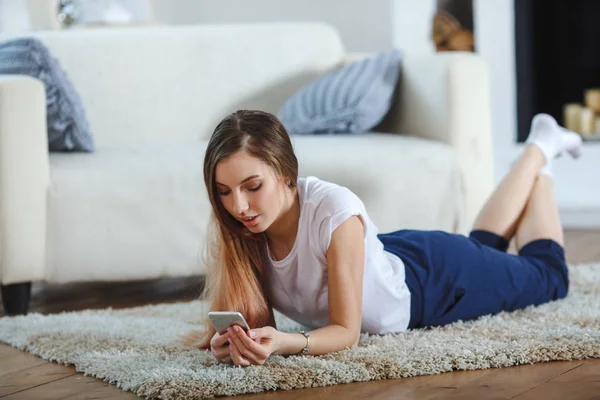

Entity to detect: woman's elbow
[333,327,361,350]
[348,328,361,347]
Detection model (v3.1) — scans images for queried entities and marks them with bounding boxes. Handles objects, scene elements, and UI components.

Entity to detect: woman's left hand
[227,325,280,366]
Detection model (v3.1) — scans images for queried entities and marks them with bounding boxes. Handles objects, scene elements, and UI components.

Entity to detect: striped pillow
[278,49,402,135]
[0,37,94,152]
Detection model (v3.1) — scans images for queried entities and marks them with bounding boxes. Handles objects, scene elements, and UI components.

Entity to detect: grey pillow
[278,49,402,135]
[0,37,95,152]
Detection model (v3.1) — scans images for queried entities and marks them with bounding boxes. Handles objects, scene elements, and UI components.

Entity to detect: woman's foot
[526,113,583,163]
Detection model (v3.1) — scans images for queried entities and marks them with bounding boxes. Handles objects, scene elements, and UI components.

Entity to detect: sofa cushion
[278,49,402,135]
[0,37,94,152]
[292,133,464,233]
[47,143,208,281]
[46,135,462,281]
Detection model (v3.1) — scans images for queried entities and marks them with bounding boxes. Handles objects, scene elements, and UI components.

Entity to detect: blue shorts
[378,230,569,329]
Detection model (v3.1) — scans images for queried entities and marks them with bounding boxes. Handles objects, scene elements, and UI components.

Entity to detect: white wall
[391,0,436,56]
[3,0,409,53]
[2,0,156,32]
[473,0,516,170]
[0,0,31,33]
[150,0,394,53]
[151,0,440,55]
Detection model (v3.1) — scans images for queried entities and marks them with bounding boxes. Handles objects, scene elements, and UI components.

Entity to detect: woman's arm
[224,216,365,365]
[274,215,365,355]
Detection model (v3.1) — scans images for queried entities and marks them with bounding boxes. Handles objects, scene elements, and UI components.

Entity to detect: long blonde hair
[180,110,298,349]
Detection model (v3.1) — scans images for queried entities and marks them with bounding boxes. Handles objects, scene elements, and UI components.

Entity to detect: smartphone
[208,311,251,335]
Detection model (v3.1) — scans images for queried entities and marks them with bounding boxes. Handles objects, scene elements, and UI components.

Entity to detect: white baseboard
[560,207,600,229]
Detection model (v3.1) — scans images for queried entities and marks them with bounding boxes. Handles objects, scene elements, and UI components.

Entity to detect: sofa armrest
[395,53,494,233]
[345,52,494,233]
[0,75,50,284]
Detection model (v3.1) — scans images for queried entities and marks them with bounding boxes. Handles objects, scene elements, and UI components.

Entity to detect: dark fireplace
[514,0,600,142]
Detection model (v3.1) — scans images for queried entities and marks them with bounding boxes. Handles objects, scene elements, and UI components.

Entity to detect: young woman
[182,110,582,367]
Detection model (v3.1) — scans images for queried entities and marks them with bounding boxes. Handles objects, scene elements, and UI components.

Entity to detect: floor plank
[2,374,138,400]
[513,360,600,400]
[561,229,600,265]
[430,361,585,400]
[0,346,28,359]
[0,350,48,377]
[0,362,78,397]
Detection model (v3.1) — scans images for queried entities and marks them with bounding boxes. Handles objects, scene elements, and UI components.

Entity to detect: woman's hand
[227,325,280,367]
[210,330,233,364]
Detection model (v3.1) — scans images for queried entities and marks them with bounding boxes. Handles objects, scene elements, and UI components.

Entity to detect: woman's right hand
[210,330,232,364]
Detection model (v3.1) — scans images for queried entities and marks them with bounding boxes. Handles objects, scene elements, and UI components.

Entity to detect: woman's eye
[248,184,262,192]
[218,190,230,196]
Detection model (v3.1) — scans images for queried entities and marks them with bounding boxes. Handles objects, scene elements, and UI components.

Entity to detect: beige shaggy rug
[1,264,599,399]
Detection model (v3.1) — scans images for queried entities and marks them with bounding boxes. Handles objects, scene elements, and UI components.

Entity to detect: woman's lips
[242,215,260,227]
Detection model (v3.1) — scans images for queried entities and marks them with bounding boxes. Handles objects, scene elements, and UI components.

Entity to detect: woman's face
[215,151,290,233]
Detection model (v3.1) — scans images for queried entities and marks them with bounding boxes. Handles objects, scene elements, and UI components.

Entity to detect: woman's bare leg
[515,174,563,248]
[472,114,582,241]
[472,145,544,240]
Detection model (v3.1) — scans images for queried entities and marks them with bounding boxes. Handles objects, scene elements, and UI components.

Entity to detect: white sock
[525,113,583,166]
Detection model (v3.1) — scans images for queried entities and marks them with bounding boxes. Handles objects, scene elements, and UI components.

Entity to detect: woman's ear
[279,174,291,188]
[285,176,294,188]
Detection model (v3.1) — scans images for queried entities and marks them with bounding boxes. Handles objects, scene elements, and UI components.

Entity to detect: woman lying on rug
[181,110,582,366]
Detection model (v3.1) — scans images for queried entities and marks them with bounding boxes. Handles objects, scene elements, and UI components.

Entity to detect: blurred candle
[564,103,582,133]
[579,107,595,136]
[584,88,600,113]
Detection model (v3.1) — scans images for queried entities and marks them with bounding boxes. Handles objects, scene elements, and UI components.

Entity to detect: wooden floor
[1,229,599,400]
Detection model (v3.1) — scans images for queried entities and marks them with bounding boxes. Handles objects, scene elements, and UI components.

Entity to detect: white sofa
[0,22,494,315]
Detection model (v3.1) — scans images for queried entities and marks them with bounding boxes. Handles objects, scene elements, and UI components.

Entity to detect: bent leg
[516,174,564,248]
[386,230,569,329]
[425,238,568,328]
[471,113,582,242]
[471,145,544,241]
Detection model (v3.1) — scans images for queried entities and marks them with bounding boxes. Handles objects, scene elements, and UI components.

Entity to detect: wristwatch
[298,330,310,355]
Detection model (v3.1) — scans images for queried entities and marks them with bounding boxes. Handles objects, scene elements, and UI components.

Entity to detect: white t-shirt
[263,176,411,334]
